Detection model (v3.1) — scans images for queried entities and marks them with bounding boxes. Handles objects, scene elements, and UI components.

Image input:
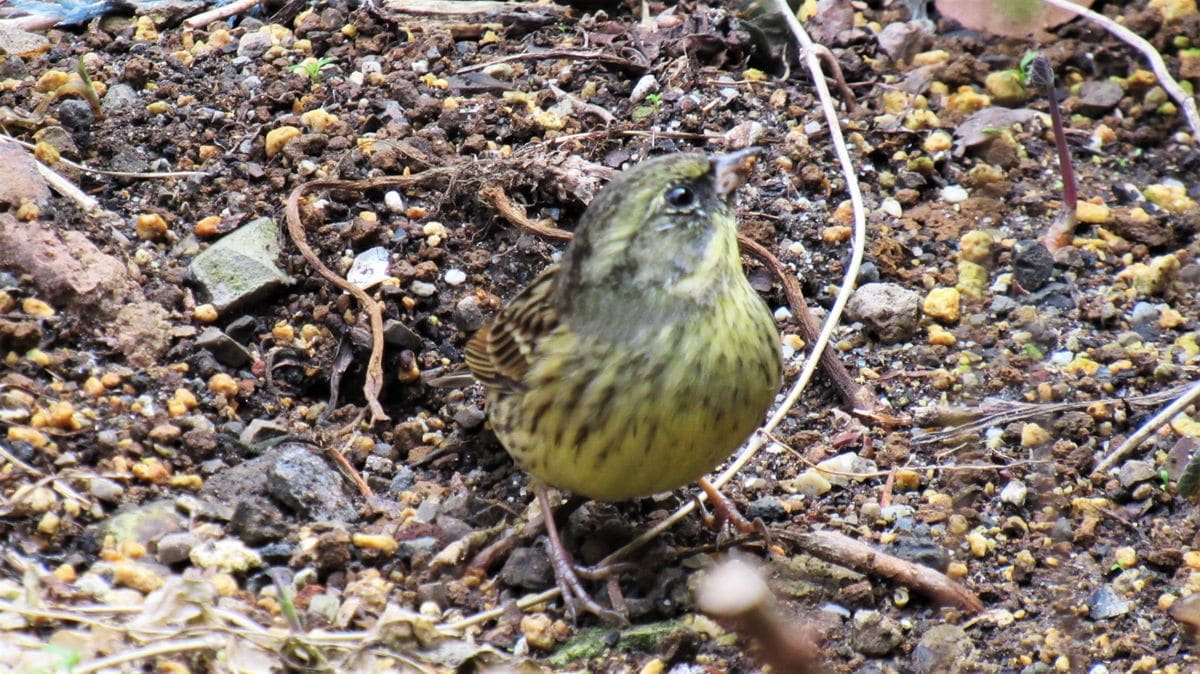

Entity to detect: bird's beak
[710,148,761,197]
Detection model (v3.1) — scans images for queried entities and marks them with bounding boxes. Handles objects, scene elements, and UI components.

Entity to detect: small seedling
[645,92,663,106]
[1025,53,1078,253]
[291,56,337,83]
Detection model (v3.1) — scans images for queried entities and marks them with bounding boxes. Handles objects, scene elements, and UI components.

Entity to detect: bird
[465,149,782,621]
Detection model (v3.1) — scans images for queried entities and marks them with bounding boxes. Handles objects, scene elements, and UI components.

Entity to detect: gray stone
[88,477,125,503]
[845,282,921,344]
[102,83,138,112]
[1077,80,1124,116]
[1118,460,1157,489]
[187,217,291,312]
[156,532,200,564]
[267,446,357,522]
[237,31,274,59]
[383,319,422,349]
[57,99,94,130]
[850,609,903,656]
[453,295,485,331]
[196,327,254,366]
[1013,239,1053,291]
[231,498,287,545]
[1088,585,1130,620]
[912,624,974,674]
[500,546,553,590]
[453,404,486,431]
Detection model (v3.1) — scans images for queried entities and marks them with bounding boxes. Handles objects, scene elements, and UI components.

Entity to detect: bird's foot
[536,485,630,625]
[696,477,772,546]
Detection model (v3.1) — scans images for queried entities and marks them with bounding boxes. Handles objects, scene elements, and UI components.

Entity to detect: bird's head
[559,150,759,303]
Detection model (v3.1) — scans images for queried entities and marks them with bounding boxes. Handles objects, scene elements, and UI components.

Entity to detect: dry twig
[1094,378,1200,475]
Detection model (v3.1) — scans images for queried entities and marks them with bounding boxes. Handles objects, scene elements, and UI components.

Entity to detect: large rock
[187,217,291,312]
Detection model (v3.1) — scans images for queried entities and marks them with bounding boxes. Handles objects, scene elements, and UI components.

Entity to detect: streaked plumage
[466,151,781,502]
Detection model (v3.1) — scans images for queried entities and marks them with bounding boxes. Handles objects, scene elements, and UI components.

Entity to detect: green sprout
[645,92,662,106]
[291,56,337,82]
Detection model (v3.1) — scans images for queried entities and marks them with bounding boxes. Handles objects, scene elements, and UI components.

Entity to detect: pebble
[781,469,832,496]
[1013,239,1054,291]
[851,609,904,656]
[912,624,974,674]
[922,287,960,324]
[1118,459,1157,488]
[410,280,437,297]
[501,546,553,590]
[880,198,903,217]
[519,612,558,651]
[999,479,1028,506]
[815,453,877,487]
[1076,80,1124,116]
[89,478,125,502]
[1021,422,1051,447]
[189,539,262,573]
[941,184,968,203]
[156,532,200,564]
[444,269,466,286]
[265,126,301,158]
[384,190,404,213]
[846,282,921,344]
[346,246,390,289]
[1088,585,1130,620]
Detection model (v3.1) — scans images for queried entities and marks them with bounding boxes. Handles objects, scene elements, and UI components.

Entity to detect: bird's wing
[465,264,561,395]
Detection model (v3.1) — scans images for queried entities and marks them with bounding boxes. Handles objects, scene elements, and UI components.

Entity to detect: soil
[2,0,1200,672]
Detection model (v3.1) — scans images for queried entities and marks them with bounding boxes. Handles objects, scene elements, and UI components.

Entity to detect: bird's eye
[665,186,695,208]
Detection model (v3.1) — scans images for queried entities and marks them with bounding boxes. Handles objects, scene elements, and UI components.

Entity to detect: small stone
[453,405,486,431]
[922,129,953,153]
[1088,585,1130,620]
[630,75,659,103]
[959,230,994,264]
[1144,183,1197,213]
[208,372,240,397]
[965,531,990,557]
[21,298,54,318]
[1076,80,1124,116]
[193,304,219,322]
[821,225,852,243]
[196,327,251,366]
[1114,546,1137,568]
[410,280,437,297]
[89,478,125,502]
[444,269,467,286]
[846,282,922,343]
[453,296,485,331]
[148,423,182,443]
[984,70,1028,105]
[300,108,338,133]
[956,260,989,299]
[1118,459,1157,488]
[113,561,165,593]
[520,612,558,651]
[237,30,273,58]
[1013,239,1054,291]
[353,533,399,554]
[156,532,200,564]
[265,126,301,158]
[922,287,961,324]
[814,453,877,487]
[999,479,1028,506]
[913,624,974,674]
[500,546,553,590]
[384,191,404,213]
[189,539,262,573]
[1076,201,1111,224]
[187,217,291,312]
[941,184,968,203]
[1021,422,1051,447]
[851,609,903,656]
[780,469,832,496]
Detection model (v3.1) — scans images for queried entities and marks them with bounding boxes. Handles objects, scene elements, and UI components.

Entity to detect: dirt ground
[3,0,1200,671]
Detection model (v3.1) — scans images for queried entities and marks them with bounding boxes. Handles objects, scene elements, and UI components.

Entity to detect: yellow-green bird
[466,150,782,620]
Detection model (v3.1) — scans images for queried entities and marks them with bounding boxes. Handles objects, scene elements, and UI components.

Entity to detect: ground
[2,0,1200,671]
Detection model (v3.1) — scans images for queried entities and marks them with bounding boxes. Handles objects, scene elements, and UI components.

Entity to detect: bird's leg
[535,484,629,625]
[696,478,772,545]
